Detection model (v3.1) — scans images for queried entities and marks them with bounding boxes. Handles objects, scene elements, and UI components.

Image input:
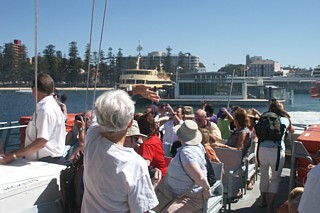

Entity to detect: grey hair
[95,90,135,132]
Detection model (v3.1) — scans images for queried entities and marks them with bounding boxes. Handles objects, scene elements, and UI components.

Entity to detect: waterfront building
[247,59,281,77]
[121,51,201,73]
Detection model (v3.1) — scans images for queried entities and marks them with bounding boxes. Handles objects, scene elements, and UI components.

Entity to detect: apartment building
[121,51,201,73]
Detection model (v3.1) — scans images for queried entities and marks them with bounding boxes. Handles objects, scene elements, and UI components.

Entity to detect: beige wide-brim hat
[184,106,195,119]
[174,120,202,145]
[127,120,147,138]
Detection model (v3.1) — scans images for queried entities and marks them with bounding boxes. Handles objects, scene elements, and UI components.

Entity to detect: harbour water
[0,90,319,125]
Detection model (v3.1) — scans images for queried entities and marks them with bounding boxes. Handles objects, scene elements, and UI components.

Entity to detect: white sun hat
[174,120,202,145]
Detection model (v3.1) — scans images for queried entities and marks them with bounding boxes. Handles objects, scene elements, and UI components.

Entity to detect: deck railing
[0,121,27,153]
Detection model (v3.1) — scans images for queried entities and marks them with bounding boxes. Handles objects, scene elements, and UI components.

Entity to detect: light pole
[176,66,183,83]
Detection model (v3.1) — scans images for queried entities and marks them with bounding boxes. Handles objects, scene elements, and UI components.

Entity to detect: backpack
[255,111,283,142]
[255,111,285,171]
[60,150,84,213]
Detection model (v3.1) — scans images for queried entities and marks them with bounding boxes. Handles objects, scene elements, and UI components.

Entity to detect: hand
[201,100,207,107]
[132,85,160,103]
[202,187,212,199]
[307,164,316,171]
[69,147,84,163]
[151,168,162,188]
[0,153,14,164]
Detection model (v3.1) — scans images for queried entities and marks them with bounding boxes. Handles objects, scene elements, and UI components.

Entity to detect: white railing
[0,121,28,153]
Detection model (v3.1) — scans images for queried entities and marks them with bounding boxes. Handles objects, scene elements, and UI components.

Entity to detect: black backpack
[255,111,285,171]
[255,111,283,142]
[60,150,84,213]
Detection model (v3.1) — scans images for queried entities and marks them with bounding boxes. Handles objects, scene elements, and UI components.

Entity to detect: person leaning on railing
[0,73,66,165]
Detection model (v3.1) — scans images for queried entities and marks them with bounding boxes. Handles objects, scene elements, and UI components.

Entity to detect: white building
[247,60,281,77]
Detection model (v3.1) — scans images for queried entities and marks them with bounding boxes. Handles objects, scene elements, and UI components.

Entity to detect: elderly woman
[138,112,168,179]
[214,108,251,158]
[163,120,212,212]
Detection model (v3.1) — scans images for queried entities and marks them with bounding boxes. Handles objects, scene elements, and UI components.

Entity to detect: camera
[75,113,85,121]
[148,166,156,178]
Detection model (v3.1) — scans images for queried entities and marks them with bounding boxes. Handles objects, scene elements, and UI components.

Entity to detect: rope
[92,0,109,113]
[85,0,96,118]
[34,0,39,159]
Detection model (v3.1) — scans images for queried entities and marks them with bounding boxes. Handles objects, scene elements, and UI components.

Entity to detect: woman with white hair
[81,90,158,213]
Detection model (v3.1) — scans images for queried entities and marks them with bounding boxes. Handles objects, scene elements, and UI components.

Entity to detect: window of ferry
[126,80,135,84]
[136,80,144,84]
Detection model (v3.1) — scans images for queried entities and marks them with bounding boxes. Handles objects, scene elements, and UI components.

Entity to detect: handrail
[0,125,28,130]
[0,121,28,153]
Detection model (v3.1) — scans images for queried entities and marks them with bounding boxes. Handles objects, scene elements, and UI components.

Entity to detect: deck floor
[226,156,291,212]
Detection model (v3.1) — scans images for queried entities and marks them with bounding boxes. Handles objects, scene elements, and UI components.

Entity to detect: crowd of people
[1,73,319,213]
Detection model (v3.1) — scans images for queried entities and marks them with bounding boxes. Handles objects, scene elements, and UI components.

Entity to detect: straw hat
[127,120,147,138]
[247,109,259,119]
[174,120,202,145]
[184,106,194,119]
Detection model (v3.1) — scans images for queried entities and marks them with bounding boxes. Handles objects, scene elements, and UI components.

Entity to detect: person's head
[234,108,249,128]
[138,112,157,137]
[288,187,304,213]
[204,104,214,117]
[159,103,168,115]
[269,99,290,118]
[31,73,54,97]
[174,120,202,145]
[247,108,259,127]
[231,105,241,116]
[60,94,68,103]
[145,105,159,118]
[85,110,93,129]
[124,120,147,150]
[195,109,207,128]
[175,105,185,120]
[183,106,194,120]
[95,90,135,132]
[217,107,228,120]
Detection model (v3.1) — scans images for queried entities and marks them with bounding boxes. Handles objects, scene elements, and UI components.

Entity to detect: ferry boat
[309,81,320,98]
[118,55,174,90]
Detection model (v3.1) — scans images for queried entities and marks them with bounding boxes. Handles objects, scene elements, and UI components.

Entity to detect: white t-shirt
[24,95,66,160]
[160,119,183,144]
[298,164,320,213]
[81,122,158,213]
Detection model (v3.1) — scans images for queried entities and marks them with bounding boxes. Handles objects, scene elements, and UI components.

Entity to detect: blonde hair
[288,187,304,212]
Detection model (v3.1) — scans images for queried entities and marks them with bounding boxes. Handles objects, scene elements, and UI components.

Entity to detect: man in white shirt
[81,90,158,213]
[298,163,320,213]
[0,73,66,165]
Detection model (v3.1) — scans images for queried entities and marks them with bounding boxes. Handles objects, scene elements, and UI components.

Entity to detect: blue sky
[1,0,320,71]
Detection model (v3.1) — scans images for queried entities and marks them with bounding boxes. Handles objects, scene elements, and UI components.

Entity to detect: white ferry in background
[118,55,174,90]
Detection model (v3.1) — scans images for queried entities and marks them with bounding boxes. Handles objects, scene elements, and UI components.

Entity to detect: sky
[1,0,320,71]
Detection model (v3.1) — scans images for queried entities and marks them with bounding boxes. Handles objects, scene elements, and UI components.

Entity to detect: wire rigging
[91,0,109,113]
[85,0,96,117]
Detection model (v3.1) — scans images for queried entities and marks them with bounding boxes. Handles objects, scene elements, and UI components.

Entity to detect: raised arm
[131,85,160,102]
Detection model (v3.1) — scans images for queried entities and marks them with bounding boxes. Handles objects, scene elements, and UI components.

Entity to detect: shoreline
[0,87,113,91]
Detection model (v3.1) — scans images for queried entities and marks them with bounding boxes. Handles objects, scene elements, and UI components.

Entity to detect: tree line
[0,41,195,87]
[0,41,130,87]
